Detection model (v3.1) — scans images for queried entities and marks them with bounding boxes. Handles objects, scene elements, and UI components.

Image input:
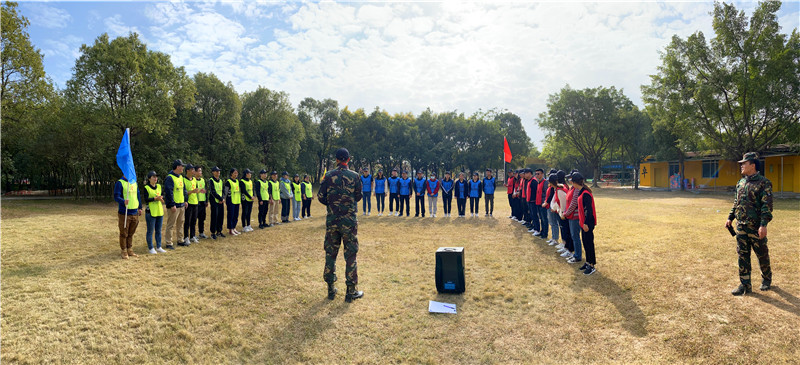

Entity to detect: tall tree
[617,108,654,190]
[188,72,242,169]
[538,85,631,187]
[643,1,800,160]
[240,87,304,171]
[297,97,339,181]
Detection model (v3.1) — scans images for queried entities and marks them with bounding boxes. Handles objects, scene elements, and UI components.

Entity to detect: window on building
[702,160,719,178]
[669,163,680,177]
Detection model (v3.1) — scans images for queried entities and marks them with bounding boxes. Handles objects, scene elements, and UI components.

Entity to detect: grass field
[2,189,799,364]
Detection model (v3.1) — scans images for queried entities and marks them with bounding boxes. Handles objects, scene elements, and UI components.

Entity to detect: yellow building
[639,145,800,193]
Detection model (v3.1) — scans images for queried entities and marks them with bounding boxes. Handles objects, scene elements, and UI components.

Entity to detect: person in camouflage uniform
[318,148,364,302]
[726,152,773,296]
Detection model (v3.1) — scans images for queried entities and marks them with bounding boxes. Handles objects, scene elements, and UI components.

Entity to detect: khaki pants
[268,199,279,224]
[165,205,186,245]
[118,213,139,250]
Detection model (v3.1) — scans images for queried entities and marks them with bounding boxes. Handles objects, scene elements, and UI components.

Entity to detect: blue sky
[19,1,800,146]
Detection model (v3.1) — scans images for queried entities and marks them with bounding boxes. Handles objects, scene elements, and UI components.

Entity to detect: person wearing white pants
[425,173,440,217]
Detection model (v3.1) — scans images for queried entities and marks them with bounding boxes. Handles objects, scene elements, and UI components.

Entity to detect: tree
[297,97,339,181]
[1,1,54,190]
[188,72,242,170]
[643,1,800,160]
[66,33,195,139]
[617,108,654,189]
[538,85,631,187]
[240,87,305,171]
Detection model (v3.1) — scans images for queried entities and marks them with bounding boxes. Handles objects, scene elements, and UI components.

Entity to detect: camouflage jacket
[317,163,363,226]
[728,172,773,227]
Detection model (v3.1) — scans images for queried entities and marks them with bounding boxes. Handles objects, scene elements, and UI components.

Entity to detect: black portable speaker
[435,247,465,293]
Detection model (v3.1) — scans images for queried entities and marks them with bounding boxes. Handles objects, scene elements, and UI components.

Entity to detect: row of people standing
[114,159,315,258]
[505,168,598,275]
[356,168,498,218]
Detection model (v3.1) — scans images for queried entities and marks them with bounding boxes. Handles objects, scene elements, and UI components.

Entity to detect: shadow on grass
[262,297,350,361]
[509,224,649,337]
[751,286,800,317]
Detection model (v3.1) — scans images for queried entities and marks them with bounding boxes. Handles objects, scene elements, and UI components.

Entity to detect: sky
[19,1,800,147]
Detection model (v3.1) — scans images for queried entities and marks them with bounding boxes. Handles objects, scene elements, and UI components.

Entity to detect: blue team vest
[427,179,439,196]
[374,177,386,194]
[414,178,426,194]
[469,180,481,198]
[441,179,453,195]
[388,177,400,193]
[456,181,467,199]
[399,178,412,195]
[361,174,372,192]
[483,177,496,194]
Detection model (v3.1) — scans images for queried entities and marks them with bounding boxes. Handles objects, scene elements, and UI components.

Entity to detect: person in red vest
[572,172,597,275]
[505,169,516,219]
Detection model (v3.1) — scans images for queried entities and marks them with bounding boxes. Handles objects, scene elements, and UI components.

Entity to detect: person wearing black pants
[195,166,208,239]
[573,172,596,275]
[398,171,412,217]
[413,171,426,217]
[387,169,400,216]
[255,170,269,228]
[208,166,225,239]
[441,172,454,217]
[182,164,199,245]
[454,173,468,217]
[224,168,242,236]
[374,170,386,216]
[505,169,516,219]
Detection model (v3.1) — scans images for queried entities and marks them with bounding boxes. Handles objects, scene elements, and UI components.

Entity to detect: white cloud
[104,15,141,37]
[22,3,71,28]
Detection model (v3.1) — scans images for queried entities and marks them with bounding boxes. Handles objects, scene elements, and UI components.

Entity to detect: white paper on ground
[428,300,457,314]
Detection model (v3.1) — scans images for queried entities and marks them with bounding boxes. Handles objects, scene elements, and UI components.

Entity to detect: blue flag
[116,128,136,183]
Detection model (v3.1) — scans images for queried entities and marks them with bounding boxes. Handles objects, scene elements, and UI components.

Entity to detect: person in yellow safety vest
[301,174,313,219]
[208,166,226,239]
[224,168,242,236]
[114,172,143,259]
[240,168,255,232]
[291,174,303,221]
[182,164,200,246]
[195,166,208,239]
[255,169,270,229]
[143,170,167,255]
[279,171,293,223]
[164,159,188,250]
[267,171,280,226]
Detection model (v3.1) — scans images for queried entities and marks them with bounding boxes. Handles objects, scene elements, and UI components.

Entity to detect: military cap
[738,152,759,163]
[335,148,350,161]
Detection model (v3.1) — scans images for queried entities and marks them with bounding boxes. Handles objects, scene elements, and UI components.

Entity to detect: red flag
[503,136,513,163]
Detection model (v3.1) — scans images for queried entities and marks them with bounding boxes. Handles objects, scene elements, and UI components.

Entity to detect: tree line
[1,2,533,196]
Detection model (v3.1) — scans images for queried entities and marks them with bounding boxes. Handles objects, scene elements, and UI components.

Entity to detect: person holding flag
[114,129,142,259]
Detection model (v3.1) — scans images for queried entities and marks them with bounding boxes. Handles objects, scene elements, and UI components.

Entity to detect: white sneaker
[560,251,571,257]
[192,236,199,243]
[149,248,157,254]
[527,228,536,233]
[548,240,557,246]
[184,238,191,245]
[557,247,566,253]
[156,247,167,253]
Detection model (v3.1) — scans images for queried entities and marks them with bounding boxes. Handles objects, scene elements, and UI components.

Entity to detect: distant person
[513,169,525,224]
[483,168,496,216]
[555,170,574,259]
[374,170,387,216]
[182,164,198,246]
[564,170,582,264]
[468,172,483,217]
[387,169,400,216]
[114,172,143,259]
[208,166,225,239]
[454,172,468,217]
[726,152,773,295]
[414,170,427,217]
[240,169,254,231]
[318,148,363,302]
[572,172,597,275]
[292,174,303,221]
[440,171,454,217]
[360,168,373,216]
[225,168,241,236]
[280,171,293,223]
[398,171,412,217]
[534,168,549,241]
[505,169,516,219]
[426,172,440,218]
[164,159,188,250]
[194,166,208,239]
[142,171,166,254]
[544,172,560,246]
[526,168,541,236]
[267,171,281,226]
[301,174,314,219]
[255,169,269,228]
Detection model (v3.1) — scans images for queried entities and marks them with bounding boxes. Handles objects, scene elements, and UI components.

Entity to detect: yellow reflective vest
[228,179,241,205]
[144,183,164,217]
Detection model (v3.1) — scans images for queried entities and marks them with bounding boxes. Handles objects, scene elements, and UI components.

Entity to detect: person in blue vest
[454,172,468,217]
[426,172,440,217]
[483,168,497,217]
[398,171,412,217]
[387,169,400,216]
[413,170,427,217]
[114,172,143,259]
[468,172,483,217]
[360,168,373,216]
[440,172,454,217]
[374,170,387,216]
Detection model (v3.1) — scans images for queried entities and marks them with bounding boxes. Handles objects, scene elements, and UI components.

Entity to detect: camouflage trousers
[736,222,772,287]
[323,224,359,286]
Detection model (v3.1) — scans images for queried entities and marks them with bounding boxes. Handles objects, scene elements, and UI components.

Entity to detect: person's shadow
[262,297,350,360]
[570,271,649,337]
[751,286,800,317]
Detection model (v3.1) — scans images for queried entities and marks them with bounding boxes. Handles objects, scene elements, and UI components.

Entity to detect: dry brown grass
[1,189,799,364]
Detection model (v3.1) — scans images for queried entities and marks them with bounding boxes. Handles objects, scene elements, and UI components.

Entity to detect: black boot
[760,280,771,291]
[731,284,752,296]
[345,285,363,303]
[327,282,337,300]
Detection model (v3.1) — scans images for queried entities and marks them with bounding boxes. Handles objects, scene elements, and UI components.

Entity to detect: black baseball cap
[211,166,221,172]
[259,169,267,174]
[270,171,278,175]
[147,170,158,179]
[571,172,585,184]
[335,148,350,161]
[185,164,194,171]
[243,168,252,175]
[486,168,492,172]
[282,171,289,176]
[172,159,185,170]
